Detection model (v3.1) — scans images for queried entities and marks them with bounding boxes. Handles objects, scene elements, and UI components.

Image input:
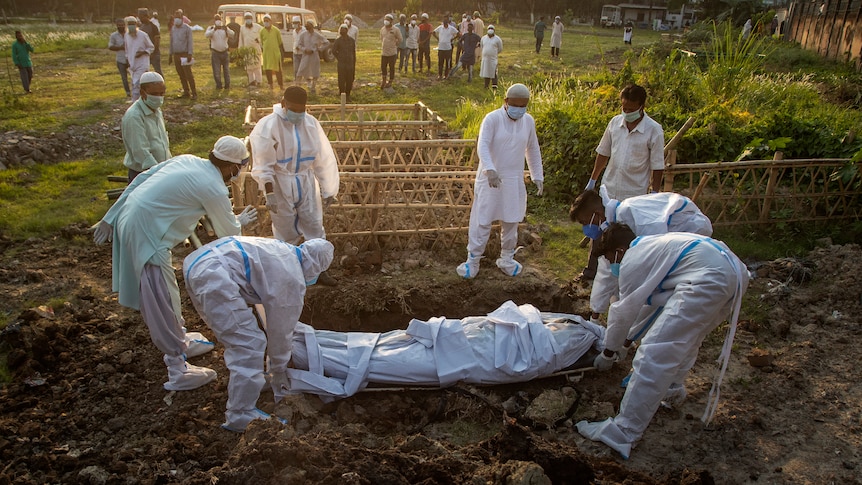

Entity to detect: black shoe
[317,271,338,287]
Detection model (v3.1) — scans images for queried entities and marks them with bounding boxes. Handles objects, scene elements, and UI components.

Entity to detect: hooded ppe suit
[590,185,713,316]
[100,155,242,388]
[577,233,748,459]
[184,237,333,431]
[250,104,339,244]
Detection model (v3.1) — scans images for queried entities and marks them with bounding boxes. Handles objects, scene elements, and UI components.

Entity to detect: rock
[78,465,109,485]
[0,161,6,171]
[815,237,833,248]
[524,389,577,427]
[747,348,774,367]
[502,396,521,414]
[403,258,420,270]
[30,149,45,162]
[501,461,551,485]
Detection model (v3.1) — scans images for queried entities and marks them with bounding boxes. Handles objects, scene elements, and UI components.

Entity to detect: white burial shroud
[283,301,606,400]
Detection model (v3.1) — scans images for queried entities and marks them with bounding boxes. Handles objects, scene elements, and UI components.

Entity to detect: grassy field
[0,20,841,265]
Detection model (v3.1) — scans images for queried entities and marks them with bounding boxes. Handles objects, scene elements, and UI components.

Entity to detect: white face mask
[411,20,416,26]
[384,20,391,27]
[264,21,271,27]
[488,29,495,36]
[215,20,222,26]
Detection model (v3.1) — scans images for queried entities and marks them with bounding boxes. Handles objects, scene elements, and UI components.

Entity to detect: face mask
[215,20,223,26]
[488,29,495,36]
[142,95,164,110]
[610,263,621,277]
[582,214,603,240]
[384,20,391,26]
[245,19,252,26]
[174,18,182,27]
[411,20,416,26]
[506,104,527,120]
[623,108,643,123]
[128,24,137,34]
[282,109,306,124]
[264,21,271,28]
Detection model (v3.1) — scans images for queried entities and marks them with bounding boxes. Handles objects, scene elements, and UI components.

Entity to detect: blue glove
[585,179,597,191]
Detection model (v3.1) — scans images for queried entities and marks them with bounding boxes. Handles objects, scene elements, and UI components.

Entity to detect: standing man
[455,13,471,66]
[295,21,327,95]
[93,136,259,392]
[576,224,748,459]
[418,13,432,73]
[238,12,263,87]
[124,17,154,102]
[122,71,171,182]
[480,25,502,89]
[380,14,402,89]
[289,16,304,80]
[550,16,564,59]
[332,24,356,102]
[226,15,241,49]
[108,19,131,97]
[405,15,419,73]
[533,16,547,54]
[138,9,162,75]
[184,237,334,432]
[249,86,339,285]
[169,10,196,99]
[260,14,284,90]
[12,30,34,94]
[396,14,409,74]
[433,16,459,80]
[344,14,359,42]
[457,84,543,278]
[580,84,664,280]
[472,11,485,37]
[206,14,235,91]
[452,22,480,81]
[623,22,633,44]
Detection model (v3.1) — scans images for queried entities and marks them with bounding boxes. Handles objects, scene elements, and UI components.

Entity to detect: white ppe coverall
[577,233,748,459]
[250,104,339,244]
[101,156,241,375]
[183,236,333,431]
[461,106,542,276]
[590,185,713,315]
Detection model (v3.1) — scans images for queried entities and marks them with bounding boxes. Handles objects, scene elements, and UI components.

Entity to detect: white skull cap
[140,71,164,85]
[244,11,253,18]
[506,83,531,99]
[292,16,301,22]
[212,136,249,164]
[487,24,495,30]
[299,239,334,280]
[345,14,353,20]
[421,13,429,19]
[385,13,394,20]
[263,13,271,20]
[124,16,137,23]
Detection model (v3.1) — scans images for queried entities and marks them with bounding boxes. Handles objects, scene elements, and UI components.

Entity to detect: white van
[217,3,336,61]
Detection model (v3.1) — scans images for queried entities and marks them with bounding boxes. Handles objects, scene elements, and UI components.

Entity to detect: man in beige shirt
[379,13,402,89]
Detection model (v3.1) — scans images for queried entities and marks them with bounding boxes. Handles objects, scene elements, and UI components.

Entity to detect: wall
[786,0,862,69]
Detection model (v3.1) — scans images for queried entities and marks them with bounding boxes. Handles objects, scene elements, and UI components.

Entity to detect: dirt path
[1,227,860,485]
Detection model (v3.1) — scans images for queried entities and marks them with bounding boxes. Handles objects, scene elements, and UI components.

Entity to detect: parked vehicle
[600,5,622,28]
[217,3,337,61]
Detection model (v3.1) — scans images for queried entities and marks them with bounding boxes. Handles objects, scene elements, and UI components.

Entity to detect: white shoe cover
[456,253,482,279]
[575,418,632,459]
[495,249,523,276]
[164,361,217,391]
[270,370,291,403]
[661,384,687,408]
[184,331,215,358]
[222,408,288,432]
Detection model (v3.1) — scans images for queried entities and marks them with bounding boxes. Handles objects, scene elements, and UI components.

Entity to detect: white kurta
[479,34,502,78]
[184,236,323,430]
[596,113,664,201]
[237,23,263,67]
[550,21,564,47]
[296,30,327,79]
[470,107,543,225]
[590,187,714,314]
[250,105,339,243]
[102,156,241,313]
[124,31,154,73]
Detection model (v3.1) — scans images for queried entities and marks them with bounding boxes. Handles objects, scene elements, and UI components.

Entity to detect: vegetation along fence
[664,153,861,227]
[786,0,862,69]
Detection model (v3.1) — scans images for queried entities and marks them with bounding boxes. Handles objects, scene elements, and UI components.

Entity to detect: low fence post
[759,151,784,223]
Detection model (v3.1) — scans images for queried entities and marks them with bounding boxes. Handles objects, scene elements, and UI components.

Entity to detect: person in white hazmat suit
[92,136,259,391]
[250,86,339,284]
[183,237,333,431]
[569,186,713,323]
[457,83,543,279]
[576,224,749,459]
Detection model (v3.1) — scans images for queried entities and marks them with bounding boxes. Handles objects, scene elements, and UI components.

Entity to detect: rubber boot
[496,248,523,276]
[456,252,482,279]
[184,330,215,358]
[164,354,217,391]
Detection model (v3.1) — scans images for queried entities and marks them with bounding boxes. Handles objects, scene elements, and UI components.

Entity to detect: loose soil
[1,224,860,485]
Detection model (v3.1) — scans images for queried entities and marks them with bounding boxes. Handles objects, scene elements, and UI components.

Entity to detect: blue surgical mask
[282,109,306,124]
[582,213,603,240]
[142,95,164,110]
[506,105,526,120]
[623,109,643,123]
[610,263,621,277]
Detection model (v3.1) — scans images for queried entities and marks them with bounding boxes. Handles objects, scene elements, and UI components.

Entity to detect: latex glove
[323,196,336,210]
[486,169,501,188]
[237,205,258,226]
[593,351,615,371]
[617,341,633,361]
[265,193,279,214]
[534,180,544,196]
[93,221,113,245]
[585,179,597,191]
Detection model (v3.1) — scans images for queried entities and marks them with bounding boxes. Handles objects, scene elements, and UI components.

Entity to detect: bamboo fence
[664,153,861,226]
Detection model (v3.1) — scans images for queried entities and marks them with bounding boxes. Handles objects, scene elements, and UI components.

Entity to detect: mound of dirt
[1,229,860,484]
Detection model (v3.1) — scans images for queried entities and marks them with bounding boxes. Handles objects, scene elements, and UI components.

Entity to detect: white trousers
[246,65,262,84]
[467,218,518,255]
[139,263,186,359]
[129,65,148,102]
